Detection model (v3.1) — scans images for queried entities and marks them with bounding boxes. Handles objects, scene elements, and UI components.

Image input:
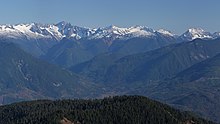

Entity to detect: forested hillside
[0,96,215,124]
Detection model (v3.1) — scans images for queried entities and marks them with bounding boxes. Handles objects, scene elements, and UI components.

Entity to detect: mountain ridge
[70,38,220,84]
[0,22,219,42]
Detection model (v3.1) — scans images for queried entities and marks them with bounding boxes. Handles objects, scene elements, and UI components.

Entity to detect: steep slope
[0,96,215,124]
[0,42,103,104]
[44,35,176,67]
[142,53,220,122]
[71,38,220,86]
[42,38,109,67]
[0,38,58,57]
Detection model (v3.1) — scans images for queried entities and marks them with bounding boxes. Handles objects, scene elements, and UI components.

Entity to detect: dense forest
[0,96,215,124]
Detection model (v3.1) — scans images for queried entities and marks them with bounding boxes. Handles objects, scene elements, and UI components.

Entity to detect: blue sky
[0,0,220,34]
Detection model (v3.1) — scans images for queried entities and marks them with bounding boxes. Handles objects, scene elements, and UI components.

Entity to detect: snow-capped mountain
[0,22,91,40]
[55,21,96,40]
[0,22,177,41]
[89,25,157,40]
[179,28,214,41]
[0,23,61,40]
[0,22,219,42]
[157,29,176,37]
[2,21,220,68]
[213,32,220,38]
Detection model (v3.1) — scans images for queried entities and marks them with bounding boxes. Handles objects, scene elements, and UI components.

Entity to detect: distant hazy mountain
[0,42,104,104]
[0,96,215,124]
[70,38,220,85]
[43,36,176,67]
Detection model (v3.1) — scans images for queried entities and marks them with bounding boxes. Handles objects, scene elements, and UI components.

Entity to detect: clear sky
[0,0,220,34]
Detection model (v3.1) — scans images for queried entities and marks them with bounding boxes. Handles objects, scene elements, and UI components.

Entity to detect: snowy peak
[91,25,127,39]
[0,22,89,40]
[55,21,73,36]
[104,25,129,35]
[157,29,176,37]
[89,25,157,40]
[0,23,48,39]
[0,22,220,42]
[180,28,213,41]
[54,21,97,40]
[213,32,220,38]
[91,25,155,39]
[0,23,62,40]
[127,26,155,37]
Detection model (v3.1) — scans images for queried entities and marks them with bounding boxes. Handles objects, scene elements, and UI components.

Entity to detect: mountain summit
[0,22,219,41]
[180,28,213,41]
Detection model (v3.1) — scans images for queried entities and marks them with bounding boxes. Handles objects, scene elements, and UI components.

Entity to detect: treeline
[0,96,215,124]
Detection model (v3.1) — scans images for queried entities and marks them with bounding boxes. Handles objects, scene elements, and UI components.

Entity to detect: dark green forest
[0,96,215,124]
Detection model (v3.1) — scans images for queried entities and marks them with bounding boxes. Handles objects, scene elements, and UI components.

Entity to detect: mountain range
[71,38,220,84]
[1,22,220,122]
[1,21,219,41]
[1,22,219,67]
